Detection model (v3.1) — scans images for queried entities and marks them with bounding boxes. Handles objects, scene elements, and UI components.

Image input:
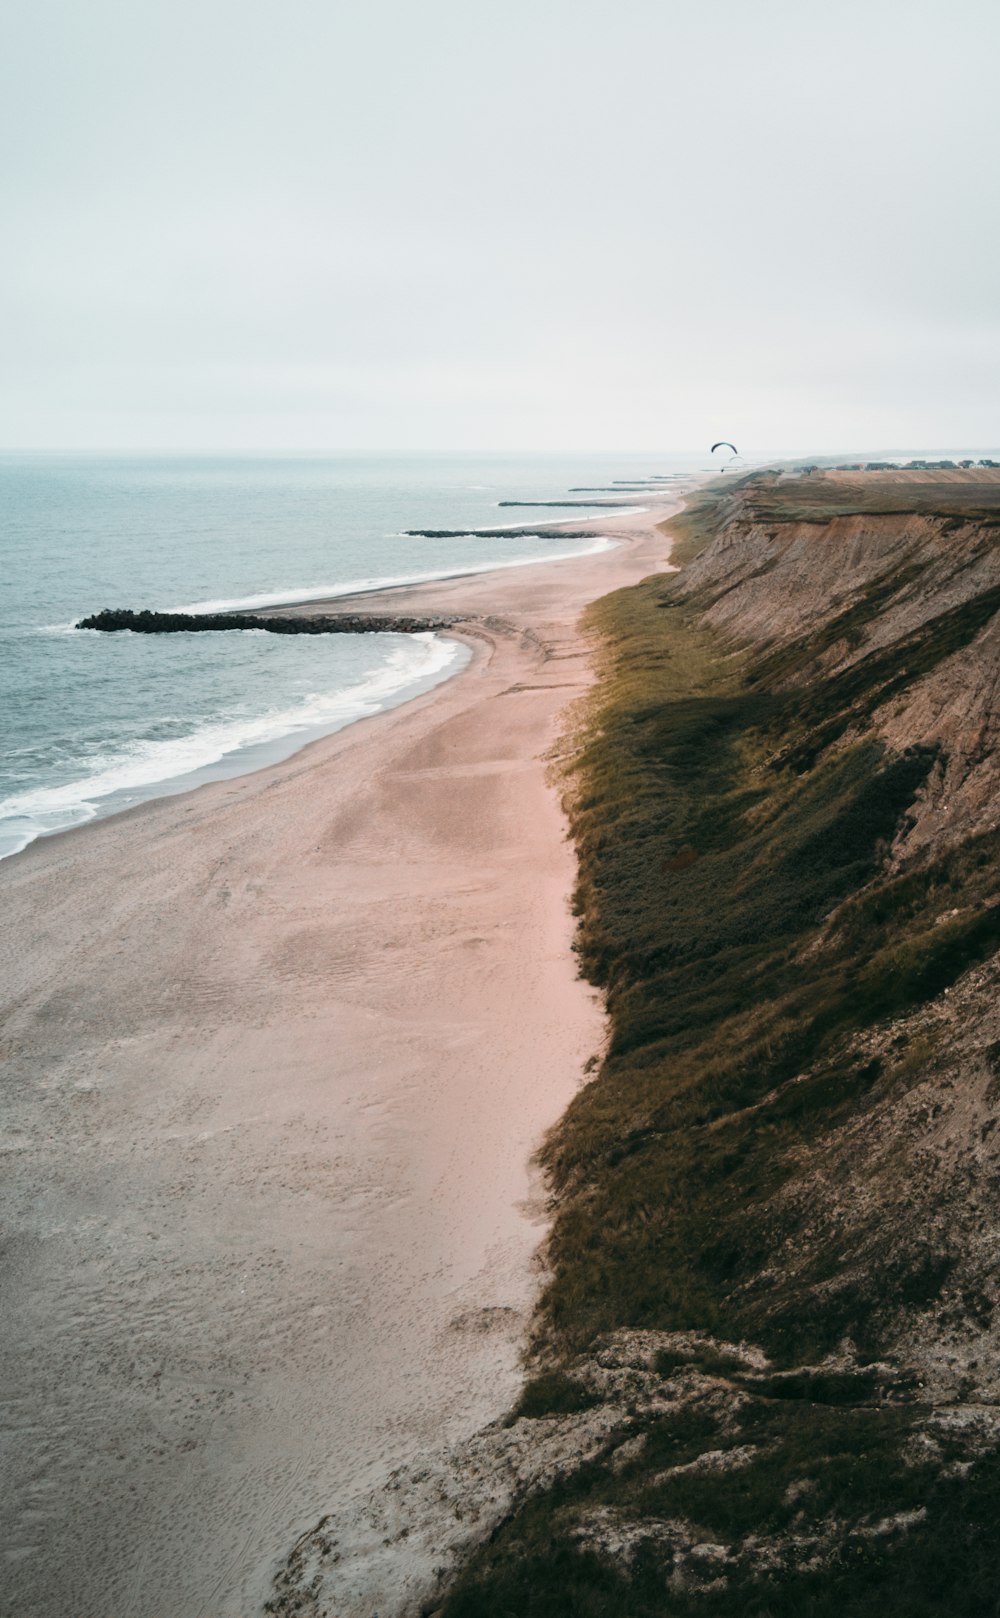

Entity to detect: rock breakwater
[76,607,459,635]
[403,526,602,539]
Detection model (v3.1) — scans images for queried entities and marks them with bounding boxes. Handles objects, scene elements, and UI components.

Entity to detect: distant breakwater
[495,499,635,509]
[568,480,684,491]
[403,525,602,539]
[77,608,458,635]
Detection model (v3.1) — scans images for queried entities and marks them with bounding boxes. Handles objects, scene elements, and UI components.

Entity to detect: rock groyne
[403,526,601,539]
[76,608,458,635]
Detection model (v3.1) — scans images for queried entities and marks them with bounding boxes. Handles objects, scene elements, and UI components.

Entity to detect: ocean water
[0,451,698,859]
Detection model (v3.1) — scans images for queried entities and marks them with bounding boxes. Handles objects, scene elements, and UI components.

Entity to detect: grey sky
[2,0,997,453]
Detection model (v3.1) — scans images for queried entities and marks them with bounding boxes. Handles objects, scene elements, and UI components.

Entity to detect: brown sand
[0,499,682,1617]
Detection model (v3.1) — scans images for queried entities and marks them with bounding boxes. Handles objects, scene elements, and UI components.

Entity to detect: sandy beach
[0,497,682,1618]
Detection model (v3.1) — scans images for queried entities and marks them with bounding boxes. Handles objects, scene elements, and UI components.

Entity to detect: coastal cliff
[270,470,1000,1617]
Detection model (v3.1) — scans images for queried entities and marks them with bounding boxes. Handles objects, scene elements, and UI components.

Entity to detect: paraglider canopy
[711,441,738,455]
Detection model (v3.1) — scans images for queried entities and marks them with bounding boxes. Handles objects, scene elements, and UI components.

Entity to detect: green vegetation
[538,564,997,1365]
[509,1369,599,1420]
[444,1438,1000,1618]
[440,479,1000,1616]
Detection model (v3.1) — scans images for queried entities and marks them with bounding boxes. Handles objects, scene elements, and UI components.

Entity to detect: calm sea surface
[0,451,701,858]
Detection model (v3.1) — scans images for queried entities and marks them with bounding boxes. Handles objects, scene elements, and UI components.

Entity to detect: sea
[0,451,703,860]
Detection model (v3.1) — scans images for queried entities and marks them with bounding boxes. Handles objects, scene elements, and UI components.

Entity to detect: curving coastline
[23,469,1000,1617]
[0,496,687,1618]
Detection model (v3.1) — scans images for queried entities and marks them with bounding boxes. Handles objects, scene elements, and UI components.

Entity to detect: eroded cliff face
[680,472,1000,861]
[624,469,1000,1401]
[268,472,1000,1618]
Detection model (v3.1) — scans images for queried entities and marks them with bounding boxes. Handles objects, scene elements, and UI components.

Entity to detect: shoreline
[0,633,470,864]
[2,529,622,863]
[0,491,693,1618]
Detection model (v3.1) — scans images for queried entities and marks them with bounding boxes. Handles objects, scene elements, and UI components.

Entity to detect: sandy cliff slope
[681,470,1000,861]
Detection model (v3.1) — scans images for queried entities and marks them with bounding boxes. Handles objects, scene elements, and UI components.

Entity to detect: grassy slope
[441,481,1000,1617]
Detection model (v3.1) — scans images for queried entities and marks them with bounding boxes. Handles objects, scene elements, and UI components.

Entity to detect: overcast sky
[2,0,997,454]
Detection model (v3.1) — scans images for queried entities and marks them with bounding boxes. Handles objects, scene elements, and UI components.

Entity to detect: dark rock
[496,500,633,508]
[403,527,603,539]
[76,608,458,635]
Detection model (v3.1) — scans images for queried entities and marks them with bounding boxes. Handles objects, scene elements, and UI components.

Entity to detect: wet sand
[0,498,682,1617]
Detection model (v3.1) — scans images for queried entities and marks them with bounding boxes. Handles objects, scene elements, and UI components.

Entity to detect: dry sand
[0,498,682,1618]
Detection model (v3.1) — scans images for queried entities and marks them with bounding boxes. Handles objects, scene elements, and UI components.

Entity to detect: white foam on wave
[3,621,81,637]
[0,632,463,859]
[171,535,616,615]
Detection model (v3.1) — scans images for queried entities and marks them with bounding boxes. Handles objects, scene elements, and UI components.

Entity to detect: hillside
[437,469,1000,1615]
